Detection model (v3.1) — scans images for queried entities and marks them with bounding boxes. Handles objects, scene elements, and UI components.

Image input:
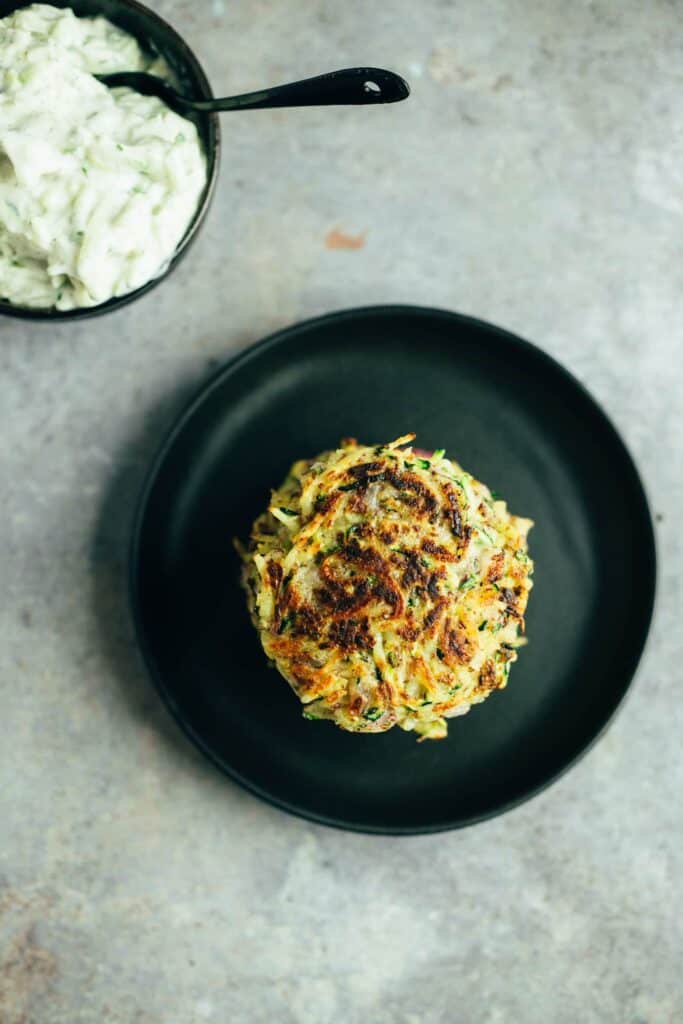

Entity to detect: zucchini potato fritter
[240,435,533,740]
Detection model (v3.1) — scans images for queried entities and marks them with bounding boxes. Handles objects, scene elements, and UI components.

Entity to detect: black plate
[130,306,656,833]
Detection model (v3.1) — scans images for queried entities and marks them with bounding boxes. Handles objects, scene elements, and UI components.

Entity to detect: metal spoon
[96,66,410,115]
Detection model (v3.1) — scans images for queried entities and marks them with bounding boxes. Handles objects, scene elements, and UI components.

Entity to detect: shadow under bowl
[0,0,221,322]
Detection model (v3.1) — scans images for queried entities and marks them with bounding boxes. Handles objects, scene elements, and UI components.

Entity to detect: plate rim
[128,304,658,834]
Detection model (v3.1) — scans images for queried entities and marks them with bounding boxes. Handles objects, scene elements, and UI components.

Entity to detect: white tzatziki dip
[0,4,208,310]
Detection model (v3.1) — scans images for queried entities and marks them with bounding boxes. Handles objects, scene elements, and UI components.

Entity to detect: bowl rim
[0,0,221,322]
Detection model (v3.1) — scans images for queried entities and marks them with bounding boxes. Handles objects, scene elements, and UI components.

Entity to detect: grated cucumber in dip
[0,3,207,310]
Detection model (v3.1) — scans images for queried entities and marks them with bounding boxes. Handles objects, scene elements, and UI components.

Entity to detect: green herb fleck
[363,707,382,721]
[491,490,501,500]
[278,507,298,516]
[436,648,445,661]
[403,460,414,470]
[459,575,478,591]
[116,143,124,151]
[432,448,445,459]
[421,700,433,706]
[478,620,488,632]
[418,458,431,470]
[338,482,357,492]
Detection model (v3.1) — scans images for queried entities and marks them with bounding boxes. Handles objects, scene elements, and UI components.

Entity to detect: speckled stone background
[1,1,681,1021]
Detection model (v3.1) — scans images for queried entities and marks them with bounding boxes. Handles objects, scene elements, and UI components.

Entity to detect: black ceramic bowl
[0,0,220,321]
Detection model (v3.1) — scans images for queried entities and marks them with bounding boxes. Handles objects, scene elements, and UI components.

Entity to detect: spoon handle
[193,67,409,112]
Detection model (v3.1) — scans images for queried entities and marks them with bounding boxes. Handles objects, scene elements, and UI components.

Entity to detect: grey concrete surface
[1,1,681,1021]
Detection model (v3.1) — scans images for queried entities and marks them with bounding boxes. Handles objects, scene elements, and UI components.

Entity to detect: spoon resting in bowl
[96,66,410,114]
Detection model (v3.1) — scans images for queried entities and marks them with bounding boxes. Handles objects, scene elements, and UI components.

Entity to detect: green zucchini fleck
[363,707,382,721]
[458,575,478,591]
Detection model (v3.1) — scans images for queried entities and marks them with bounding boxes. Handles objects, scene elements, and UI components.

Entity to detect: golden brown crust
[240,436,534,740]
